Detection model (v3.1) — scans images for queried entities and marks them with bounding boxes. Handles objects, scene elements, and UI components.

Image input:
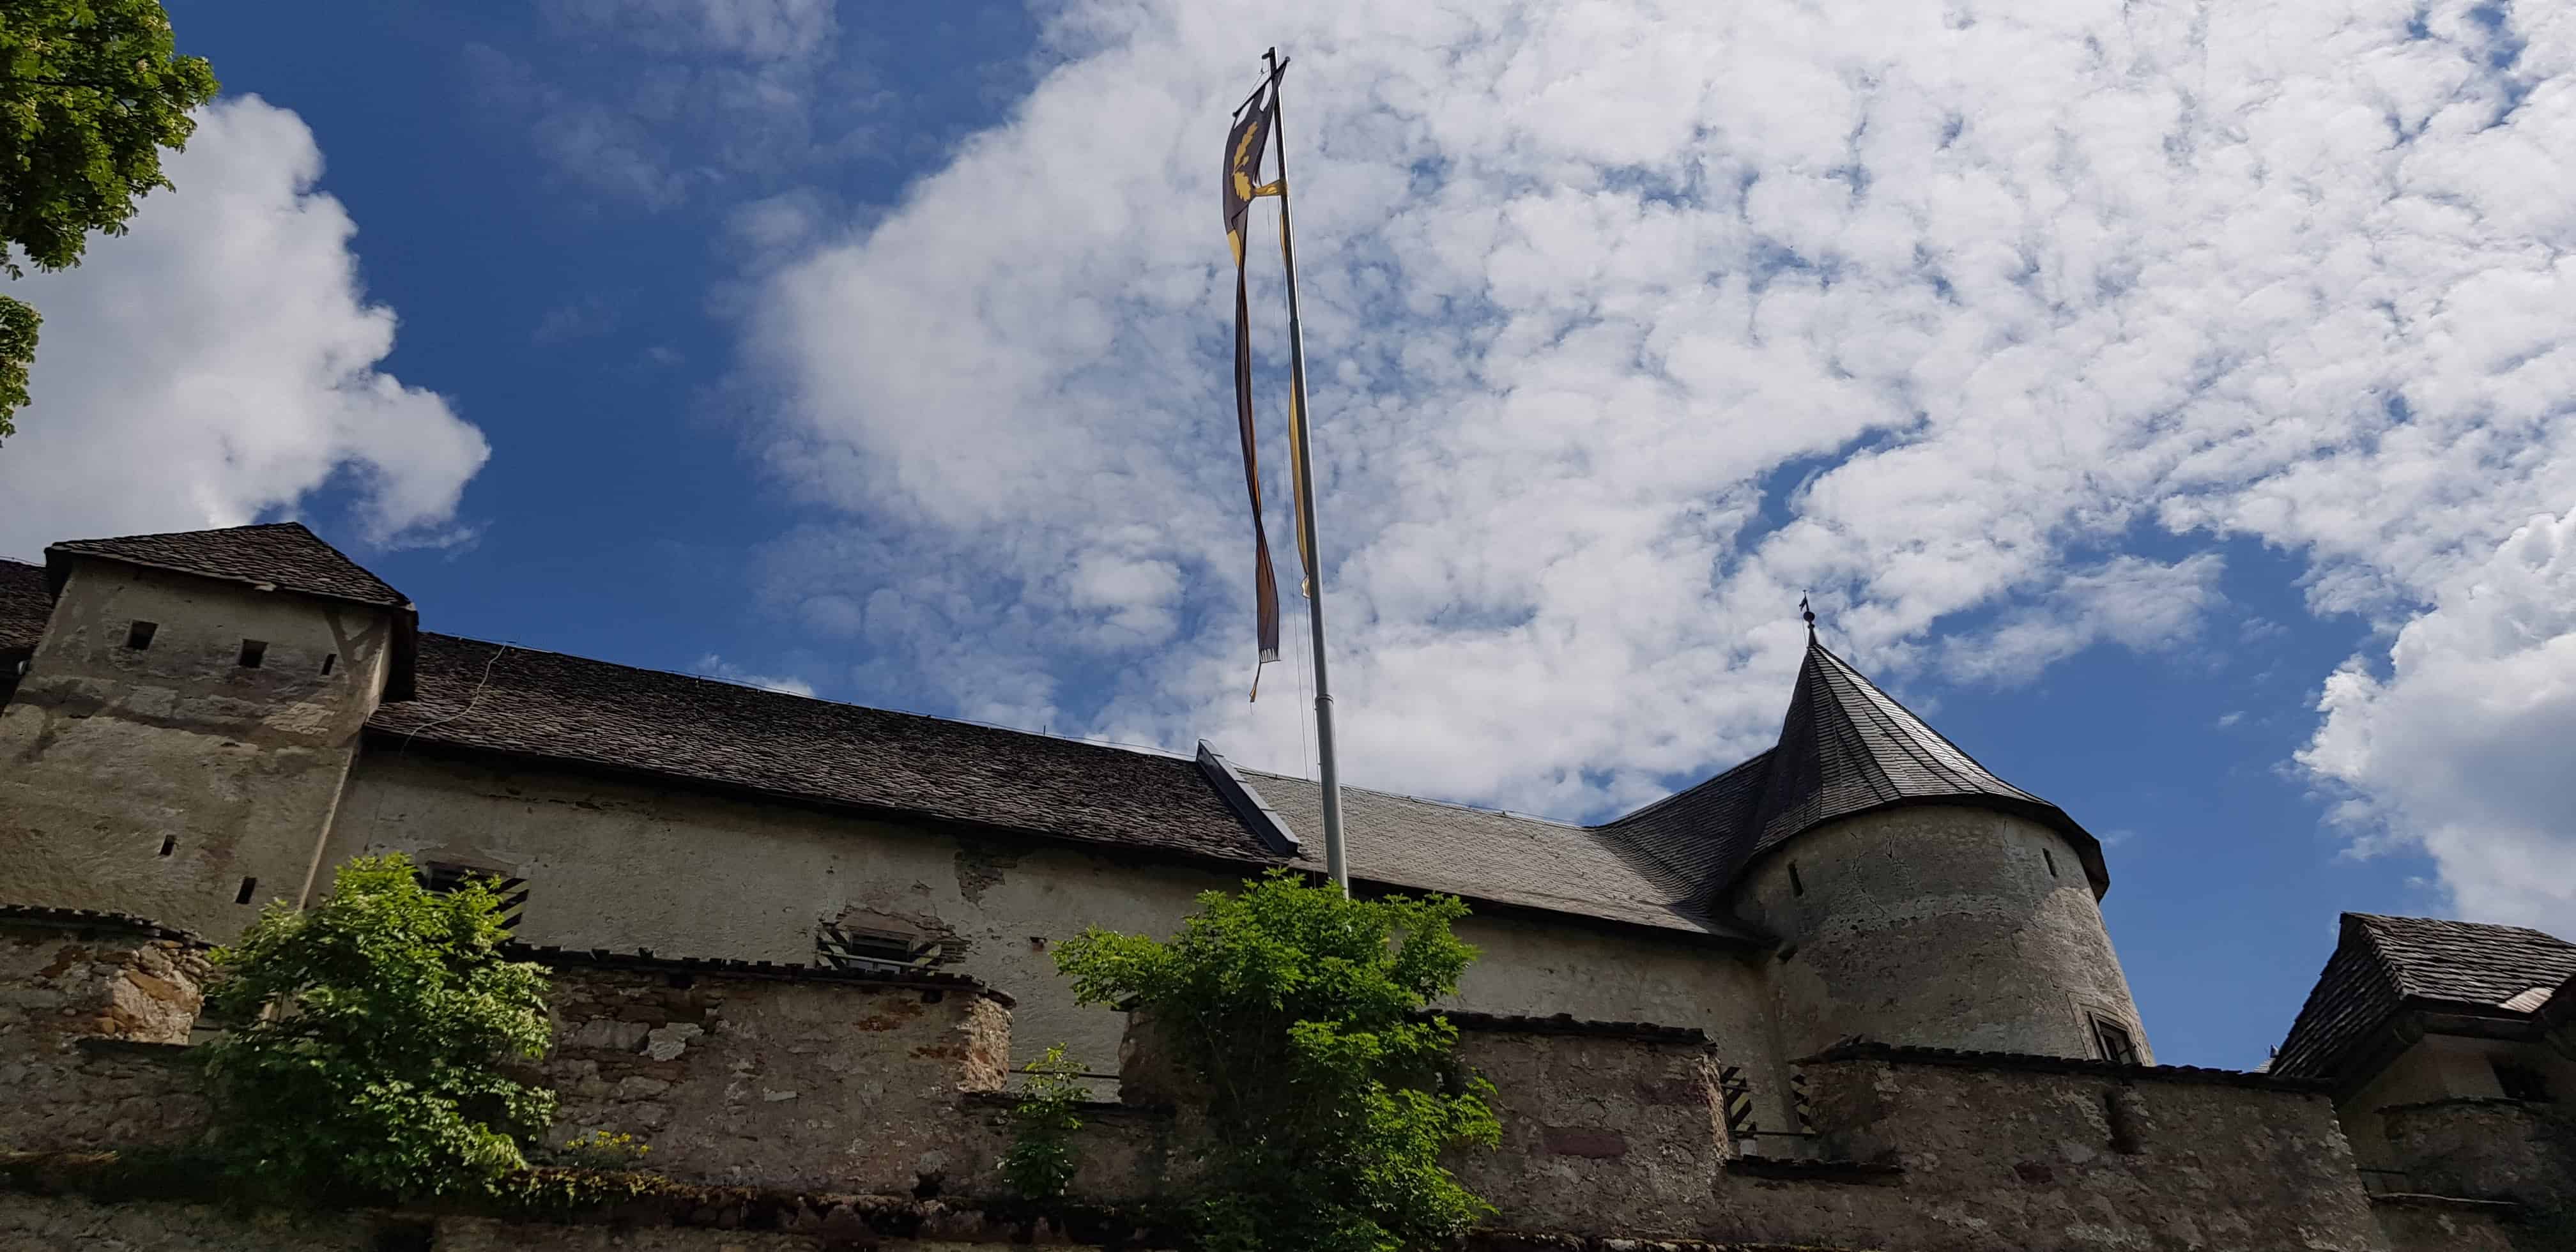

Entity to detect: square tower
[0,523,414,940]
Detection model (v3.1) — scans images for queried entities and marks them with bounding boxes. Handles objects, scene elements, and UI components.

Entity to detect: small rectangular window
[320,653,337,675]
[237,639,268,668]
[2043,848,2058,878]
[126,621,158,650]
[234,876,258,905]
[2089,1014,2140,1065]
[157,835,176,857]
[1788,861,1806,897]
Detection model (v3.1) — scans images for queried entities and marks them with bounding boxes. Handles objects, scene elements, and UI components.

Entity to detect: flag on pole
[1224,81,1284,692]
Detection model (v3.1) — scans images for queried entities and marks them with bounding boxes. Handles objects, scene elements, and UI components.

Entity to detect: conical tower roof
[1598,634,2108,907]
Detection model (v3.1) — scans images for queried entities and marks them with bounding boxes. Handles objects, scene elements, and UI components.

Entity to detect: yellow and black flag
[1224,80,1284,689]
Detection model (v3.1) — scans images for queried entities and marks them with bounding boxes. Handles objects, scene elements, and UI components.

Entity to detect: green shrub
[199,853,556,1201]
[1055,869,1498,1251]
[1001,1042,1087,1198]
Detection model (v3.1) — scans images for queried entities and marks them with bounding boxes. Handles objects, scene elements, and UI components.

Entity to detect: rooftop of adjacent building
[3,521,2113,942]
[2273,911,2576,1083]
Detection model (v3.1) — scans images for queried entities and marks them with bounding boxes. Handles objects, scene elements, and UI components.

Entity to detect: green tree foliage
[0,0,218,438]
[199,853,556,1201]
[1055,869,1499,1251]
[1001,1042,1088,1199]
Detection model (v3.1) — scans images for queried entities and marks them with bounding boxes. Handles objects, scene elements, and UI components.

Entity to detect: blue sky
[5,1,2574,1070]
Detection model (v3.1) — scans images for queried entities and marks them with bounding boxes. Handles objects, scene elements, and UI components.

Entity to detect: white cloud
[0,96,488,560]
[1942,554,2227,685]
[2301,512,2576,932]
[693,652,817,698]
[737,0,2576,871]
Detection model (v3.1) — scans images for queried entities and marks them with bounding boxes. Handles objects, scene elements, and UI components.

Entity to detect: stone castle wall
[0,910,2476,1252]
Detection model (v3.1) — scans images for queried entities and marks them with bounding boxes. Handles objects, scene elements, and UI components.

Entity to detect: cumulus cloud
[0,96,487,560]
[739,0,2576,876]
[1942,554,2228,685]
[2301,512,2576,931]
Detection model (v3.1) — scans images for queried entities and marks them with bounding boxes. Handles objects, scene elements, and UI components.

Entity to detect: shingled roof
[1251,771,1752,940]
[2271,913,2576,1083]
[47,522,410,609]
[371,632,1282,866]
[1598,636,2110,903]
[42,523,419,699]
[0,558,47,654]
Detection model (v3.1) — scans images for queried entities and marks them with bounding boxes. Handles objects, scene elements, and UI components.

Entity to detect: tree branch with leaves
[199,853,556,1202]
[1055,869,1499,1252]
[0,0,218,439]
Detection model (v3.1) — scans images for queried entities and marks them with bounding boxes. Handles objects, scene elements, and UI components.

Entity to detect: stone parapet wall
[508,951,1015,1195]
[0,912,210,1154]
[1425,1027,2396,1251]
[1446,1019,1723,1235]
[2379,1097,2575,1211]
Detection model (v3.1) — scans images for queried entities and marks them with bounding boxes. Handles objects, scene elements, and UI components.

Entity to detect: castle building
[3,520,2568,1251]
[0,523,2143,1104]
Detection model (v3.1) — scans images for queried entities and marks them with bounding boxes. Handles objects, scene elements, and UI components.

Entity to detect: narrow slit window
[157,835,176,857]
[2043,848,2058,878]
[237,639,268,669]
[321,653,337,675]
[2089,1014,2140,1065]
[125,620,158,650]
[234,877,258,905]
[1788,861,1806,897]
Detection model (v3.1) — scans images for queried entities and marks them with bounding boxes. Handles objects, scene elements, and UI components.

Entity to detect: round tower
[1718,637,2148,1064]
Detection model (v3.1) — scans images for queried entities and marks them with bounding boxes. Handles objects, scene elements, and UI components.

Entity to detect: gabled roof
[46,522,410,609]
[43,523,418,699]
[2271,913,2576,1082]
[1601,635,2108,901]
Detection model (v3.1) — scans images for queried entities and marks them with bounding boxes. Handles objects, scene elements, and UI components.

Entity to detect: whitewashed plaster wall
[323,751,1782,1100]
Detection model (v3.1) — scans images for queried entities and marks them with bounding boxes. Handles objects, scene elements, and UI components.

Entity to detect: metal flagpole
[1262,47,1347,893]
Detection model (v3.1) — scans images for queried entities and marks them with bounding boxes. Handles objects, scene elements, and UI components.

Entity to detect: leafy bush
[199,853,556,1200]
[1055,869,1498,1252]
[1001,1042,1087,1198]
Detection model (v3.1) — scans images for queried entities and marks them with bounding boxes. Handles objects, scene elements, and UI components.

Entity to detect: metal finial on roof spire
[1800,593,1816,637]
